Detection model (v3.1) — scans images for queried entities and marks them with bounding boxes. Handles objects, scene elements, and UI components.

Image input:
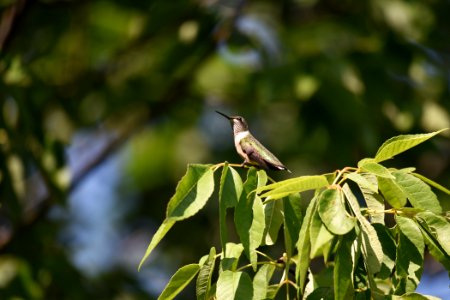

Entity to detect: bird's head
[216,111,249,134]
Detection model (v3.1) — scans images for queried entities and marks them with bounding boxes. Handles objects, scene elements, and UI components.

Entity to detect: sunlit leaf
[235,169,265,270]
[417,225,450,271]
[249,195,265,270]
[378,177,407,208]
[318,188,355,235]
[394,172,442,214]
[221,243,244,272]
[415,211,450,256]
[166,164,215,220]
[346,172,378,193]
[395,215,424,294]
[359,161,395,179]
[252,264,276,300]
[219,164,243,252]
[372,224,396,279]
[139,219,176,270]
[216,270,253,300]
[392,293,441,300]
[412,173,450,195]
[263,200,283,245]
[360,173,384,224]
[296,196,317,294]
[258,175,329,200]
[343,184,383,274]
[196,247,216,300]
[374,129,447,163]
[158,264,200,300]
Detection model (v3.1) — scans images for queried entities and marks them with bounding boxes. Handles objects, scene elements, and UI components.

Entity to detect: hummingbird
[216,111,291,172]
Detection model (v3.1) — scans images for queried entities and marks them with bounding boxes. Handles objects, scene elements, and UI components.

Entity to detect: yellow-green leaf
[258,175,329,200]
[374,129,447,163]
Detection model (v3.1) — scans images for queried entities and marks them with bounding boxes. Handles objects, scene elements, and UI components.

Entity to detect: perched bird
[216,111,291,172]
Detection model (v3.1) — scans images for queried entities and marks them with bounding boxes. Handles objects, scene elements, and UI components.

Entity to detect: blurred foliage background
[1,0,449,299]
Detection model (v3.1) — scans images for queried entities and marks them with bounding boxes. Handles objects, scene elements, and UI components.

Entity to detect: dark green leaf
[158,264,200,300]
[334,232,356,300]
[283,194,303,258]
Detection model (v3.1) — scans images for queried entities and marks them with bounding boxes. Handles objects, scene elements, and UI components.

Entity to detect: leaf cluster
[140,129,450,300]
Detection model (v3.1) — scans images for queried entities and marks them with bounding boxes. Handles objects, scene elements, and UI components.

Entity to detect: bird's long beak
[215,110,232,120]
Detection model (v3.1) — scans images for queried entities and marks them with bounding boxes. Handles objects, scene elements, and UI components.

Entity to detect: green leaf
[378,177,407,208]
[417,224,450,271]
[219,164,243,252]
[138,219,176,270]
[394,172,442,214]
[216,270,253,300]
[283,194,303,258]
[372,224,396,280]
[166,164,215,221]
[343,184,383,274]
[158,264,200,300]
[395,215,424,294]
[415,211,450,256]
[219,163,243,208]
[309,208,334,259]
[296,196,317,294]
[249,195,265,270]
[334,232,357,300]
[221,243,244,272]
[318,188,355,235]
[412,173,450,195]
[346,172,378,193]
[252,264,276,300]
[374,129,447,163]
[263,200,284,245]
[359,161,395,179]
[360,173,385,224]
[196,247,216,300]
[393,293,441,300]
[258,175,329,200]
[256,169,268,188]
[234,169,265,270]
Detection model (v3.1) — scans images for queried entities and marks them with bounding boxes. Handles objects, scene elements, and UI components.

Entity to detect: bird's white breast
[234,131,250,158]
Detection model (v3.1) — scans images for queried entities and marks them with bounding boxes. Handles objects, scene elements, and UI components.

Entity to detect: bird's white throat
[234,131,250,143]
